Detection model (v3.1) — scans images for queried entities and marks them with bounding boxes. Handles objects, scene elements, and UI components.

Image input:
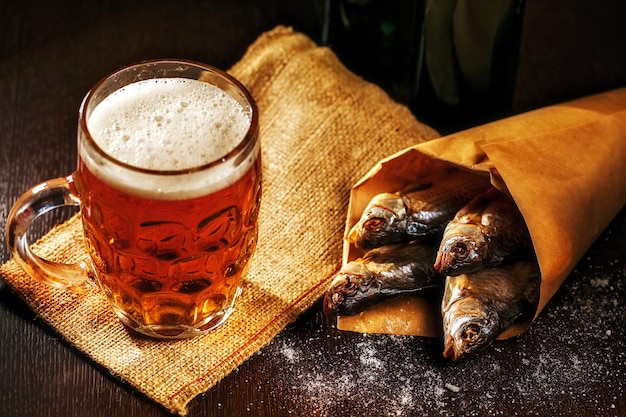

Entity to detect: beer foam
[83,78,256,199]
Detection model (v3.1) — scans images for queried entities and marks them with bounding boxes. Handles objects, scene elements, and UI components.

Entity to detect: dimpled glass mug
[6,60,262,339]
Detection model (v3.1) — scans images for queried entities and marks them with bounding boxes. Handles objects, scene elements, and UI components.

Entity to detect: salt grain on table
[233,222,626,416]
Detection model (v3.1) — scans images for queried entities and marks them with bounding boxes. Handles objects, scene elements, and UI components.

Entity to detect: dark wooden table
[2,1,626,416]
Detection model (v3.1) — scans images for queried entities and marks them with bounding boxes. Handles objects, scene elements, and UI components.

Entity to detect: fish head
[442,297,500,361]
[434,224,487,275]
[348,193,407,249]
[322,263,374,315]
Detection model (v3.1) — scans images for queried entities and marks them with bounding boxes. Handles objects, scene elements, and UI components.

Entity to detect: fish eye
[461,323,481,342]
[451,242,469,258]
[363,218,386,231]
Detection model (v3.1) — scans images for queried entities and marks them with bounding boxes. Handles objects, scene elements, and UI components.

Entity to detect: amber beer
[75,71,261,338]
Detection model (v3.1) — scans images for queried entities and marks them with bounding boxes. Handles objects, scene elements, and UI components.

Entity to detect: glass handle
[5,175,92,289]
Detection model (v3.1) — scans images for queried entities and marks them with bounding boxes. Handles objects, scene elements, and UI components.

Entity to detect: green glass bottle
[319,0,525,133]
[319,0,423,105]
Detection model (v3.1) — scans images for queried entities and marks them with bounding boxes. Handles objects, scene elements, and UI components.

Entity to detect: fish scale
[441,258,541,361]
[323,241,441,316]
[434,187,532,276]
[348,168,490,249]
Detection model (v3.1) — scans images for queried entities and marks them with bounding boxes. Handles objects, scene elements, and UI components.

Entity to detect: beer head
[78,61,259,201]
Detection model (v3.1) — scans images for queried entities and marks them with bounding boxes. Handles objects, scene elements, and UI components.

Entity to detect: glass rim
[78,58,258,176]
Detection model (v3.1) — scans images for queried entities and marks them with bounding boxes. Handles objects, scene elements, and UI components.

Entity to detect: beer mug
[6,60,262,339]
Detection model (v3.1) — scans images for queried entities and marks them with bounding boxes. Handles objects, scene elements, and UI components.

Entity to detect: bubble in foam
[87,78,251,171]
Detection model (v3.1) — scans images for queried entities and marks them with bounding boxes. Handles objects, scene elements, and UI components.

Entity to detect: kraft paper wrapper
[337,87,626,339]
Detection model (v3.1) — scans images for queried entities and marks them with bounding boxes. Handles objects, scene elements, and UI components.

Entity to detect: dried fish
[348,169,489,249]
[323,241,441,316]
[434,187,532,276]
[441,258,541,361]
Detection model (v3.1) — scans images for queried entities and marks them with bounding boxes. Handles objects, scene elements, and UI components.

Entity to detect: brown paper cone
[339,87,626,339]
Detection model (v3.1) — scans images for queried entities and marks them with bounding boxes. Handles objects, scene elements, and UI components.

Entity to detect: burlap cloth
[0,26,439,415]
